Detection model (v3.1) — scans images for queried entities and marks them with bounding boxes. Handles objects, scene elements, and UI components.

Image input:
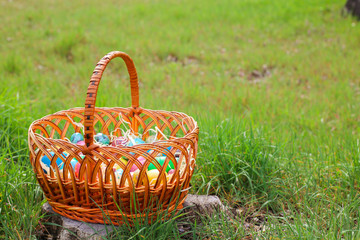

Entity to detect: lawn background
[1,0,360,239]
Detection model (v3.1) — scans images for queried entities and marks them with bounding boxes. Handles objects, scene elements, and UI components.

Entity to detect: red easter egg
[74,162,81,177]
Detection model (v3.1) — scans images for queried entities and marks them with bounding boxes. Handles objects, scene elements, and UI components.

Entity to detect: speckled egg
[70,133,84,144]
[115,168,123,177]
[94,133,110,145]
[114,168,124,185]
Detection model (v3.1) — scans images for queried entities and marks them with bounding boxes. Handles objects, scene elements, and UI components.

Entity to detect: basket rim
[28,106,199,143]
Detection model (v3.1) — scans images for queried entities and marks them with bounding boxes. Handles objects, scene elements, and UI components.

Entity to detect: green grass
[0,92,44,239]
[1,0,360,239]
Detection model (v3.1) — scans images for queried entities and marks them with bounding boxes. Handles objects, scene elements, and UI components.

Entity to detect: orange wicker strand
[28,51,199,225]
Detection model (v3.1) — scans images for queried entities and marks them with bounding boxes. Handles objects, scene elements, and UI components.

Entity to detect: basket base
[48,198,186,226]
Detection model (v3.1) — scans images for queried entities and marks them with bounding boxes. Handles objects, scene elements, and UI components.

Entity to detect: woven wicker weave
[28,51,199,225]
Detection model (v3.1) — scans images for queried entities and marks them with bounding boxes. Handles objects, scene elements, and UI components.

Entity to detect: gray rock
[179,194,228,226]
[182,194,226,216]
[39,203,117,240]
[38,194,226,239]
[177,194,228,240]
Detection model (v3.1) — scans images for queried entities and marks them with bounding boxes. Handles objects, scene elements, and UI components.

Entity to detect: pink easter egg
[168,169,175,175]
[77,141,85,146]
[130,156,146,172]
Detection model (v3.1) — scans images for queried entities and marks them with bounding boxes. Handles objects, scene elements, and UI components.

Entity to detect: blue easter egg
[127,137,145,147]
[161,147,172,156]
[70,159,78,169]
[70,133,84,144]
[70,155,85,168]
[95,133,110,145]
[127,137,152,155]
[41,152,68,173]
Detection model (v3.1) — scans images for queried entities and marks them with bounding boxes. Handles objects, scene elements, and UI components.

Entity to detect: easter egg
[41,152,68,173]
[147,156,175,172]
[160,147,173,156]
[70,159,79,169]
[127,137,145,147]
[70,133,84,144]
[70,155,84,177]
[167,169,175,181]
[126,137,153,155]
[113,157,128,171]
[121,157,128,165]
[115,168,124,176]
[147,169,167,185]
[94,133,110,145]
[114,169,124,184]
[128,137,154,155]
[76,140,85,146]
[132,169,140,183]
[111,137,129,147]
[74,162,81,177]
[132,169,167,185]
[130,156,146,172]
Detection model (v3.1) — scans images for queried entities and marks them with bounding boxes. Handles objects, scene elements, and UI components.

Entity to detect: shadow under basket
[28,51,199,225]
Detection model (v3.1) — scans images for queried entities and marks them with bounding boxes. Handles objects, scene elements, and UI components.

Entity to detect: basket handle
[84,51,139,148]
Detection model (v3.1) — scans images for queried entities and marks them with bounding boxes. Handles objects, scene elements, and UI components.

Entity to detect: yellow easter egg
[132,169,167,186]
[147,169,160,185]
[121,157,128,165]
[114,157,128,171]
[147,169,167,185]
[132,169,140,183]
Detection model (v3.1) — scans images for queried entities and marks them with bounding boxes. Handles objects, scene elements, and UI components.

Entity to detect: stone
[177,194,228,240]
[180,194,228,226]
[38,203,117,240]
[344,0,360,19]
[182,194,226,215]
[37,194,226,239]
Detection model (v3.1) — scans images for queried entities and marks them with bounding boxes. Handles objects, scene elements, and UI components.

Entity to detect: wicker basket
[28,51,199,225]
